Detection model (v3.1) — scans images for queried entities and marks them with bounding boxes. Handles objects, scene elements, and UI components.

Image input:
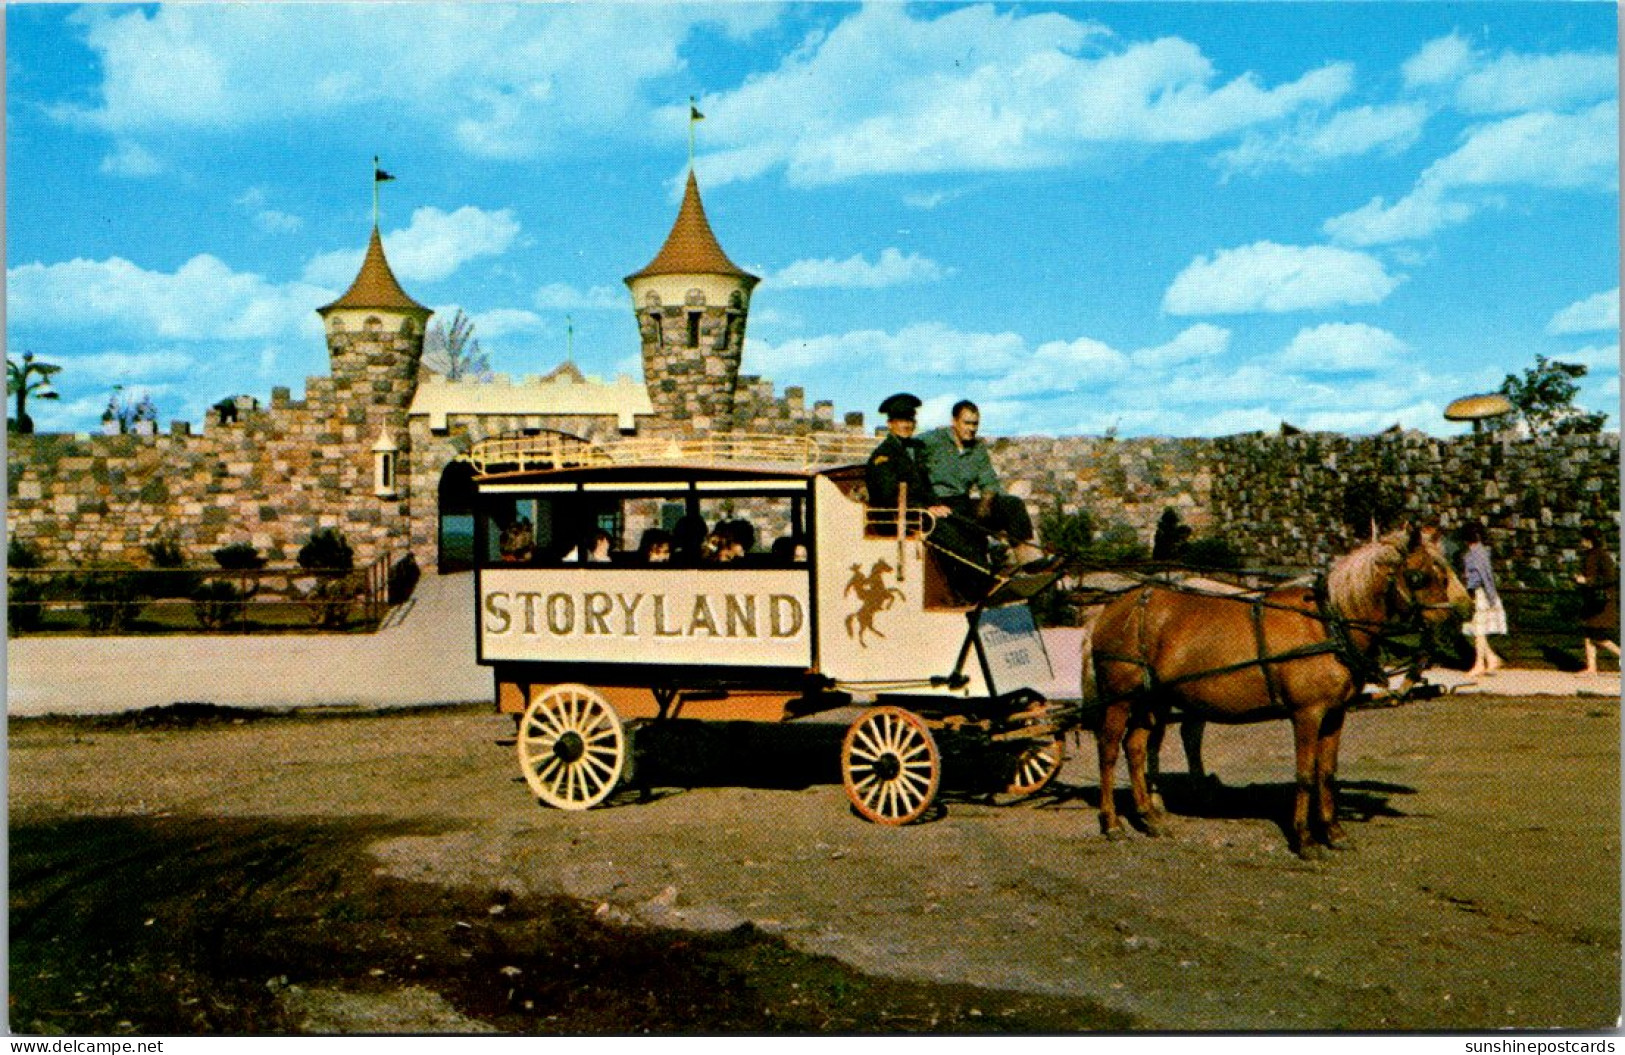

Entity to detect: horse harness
[1094,572,1393,713]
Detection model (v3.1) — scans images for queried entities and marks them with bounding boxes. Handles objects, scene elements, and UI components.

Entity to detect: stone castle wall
[991,430,1620,585]
[6,325,426,570]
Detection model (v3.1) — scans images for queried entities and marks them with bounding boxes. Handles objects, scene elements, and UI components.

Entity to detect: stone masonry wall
[991,430,1620,586]
[6,326,424,571]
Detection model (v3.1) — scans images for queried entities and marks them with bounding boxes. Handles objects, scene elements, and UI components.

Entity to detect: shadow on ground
[9,813,1132,1035]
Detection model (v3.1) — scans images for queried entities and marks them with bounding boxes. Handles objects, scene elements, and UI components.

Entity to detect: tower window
[687,311,701,348]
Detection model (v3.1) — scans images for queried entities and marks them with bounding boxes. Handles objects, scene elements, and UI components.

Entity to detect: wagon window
[477,488,811,569]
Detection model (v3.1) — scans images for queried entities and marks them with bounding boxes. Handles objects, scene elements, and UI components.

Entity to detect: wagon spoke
[840,706,940,826]
[518,685,626,811]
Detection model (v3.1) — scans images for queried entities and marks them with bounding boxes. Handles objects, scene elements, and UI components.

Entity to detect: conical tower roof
[625,171,759,287]
[318,226,431,316]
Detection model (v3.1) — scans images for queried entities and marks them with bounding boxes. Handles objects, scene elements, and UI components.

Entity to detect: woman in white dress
[1459,521,1506,677]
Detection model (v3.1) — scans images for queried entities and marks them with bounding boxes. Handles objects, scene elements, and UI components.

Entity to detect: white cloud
[1321,187,1476,246]
[1559,343,1621,375]
[1216,103,1428,178]
[302,206,520,287]
[237,191,305,234]
[55,349,195,384]
[533,283,625,311]
[7,254,330,341]
[1324,102,1619,246]
[463,308,547,340]
[59,5,774,160]
[771,248,951,289]
[1456,51,1618,114]
[1130,324,1231,369]
[685,5,1351,187]
[99,140,164,177]
[1403,33,1476,89]
[1548,290,1620,335]
[746,322,1025,377]
[1163,242,1402,315]
[1423,102,1618,191]
[1402,33,1616,114]
[1277,323,1409,373]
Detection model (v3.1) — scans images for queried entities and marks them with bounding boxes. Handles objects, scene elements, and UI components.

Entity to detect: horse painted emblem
[844,560,904,646]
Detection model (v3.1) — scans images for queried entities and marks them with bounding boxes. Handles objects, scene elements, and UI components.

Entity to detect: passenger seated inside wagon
[498,517,534,562]
[563,529,614,563]
[770,535,809,566]
[703,519,753,563]
[637,528,673,563]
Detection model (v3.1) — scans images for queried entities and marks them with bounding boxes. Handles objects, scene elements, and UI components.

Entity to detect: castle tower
[625,171,759,433]
[316,226,433,413]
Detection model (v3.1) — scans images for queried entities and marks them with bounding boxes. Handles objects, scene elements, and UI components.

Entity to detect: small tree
[1151,509,1192,561]
[299,529,355,628]
[213,542,267,570]
[8,351,61,434]
[421,309,492,381]
[1499,355,1608,436]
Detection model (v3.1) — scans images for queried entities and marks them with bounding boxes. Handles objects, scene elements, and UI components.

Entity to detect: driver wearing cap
[866,393,951,517]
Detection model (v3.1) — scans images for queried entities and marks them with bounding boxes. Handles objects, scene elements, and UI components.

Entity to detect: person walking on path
[1575,524,1619,675]
[1459,522,1506,677]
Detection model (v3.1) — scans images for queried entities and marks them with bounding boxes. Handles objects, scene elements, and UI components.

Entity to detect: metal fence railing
[6,552,393,636]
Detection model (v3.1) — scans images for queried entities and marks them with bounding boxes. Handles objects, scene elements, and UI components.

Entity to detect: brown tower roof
[317,226,431,316]
[625,171,759,287]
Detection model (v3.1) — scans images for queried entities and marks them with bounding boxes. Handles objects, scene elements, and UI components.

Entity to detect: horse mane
[1326,532,1407,620]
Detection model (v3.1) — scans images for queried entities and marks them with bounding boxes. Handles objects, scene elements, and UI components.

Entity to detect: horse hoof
[1142,815,1173,838]
[1295,842,1327,862]
[1104,825,1130,842]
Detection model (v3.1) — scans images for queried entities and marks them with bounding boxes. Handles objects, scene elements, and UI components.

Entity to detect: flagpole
[372,156,381,227]
[688,97,698,169]
[566,315,574,363]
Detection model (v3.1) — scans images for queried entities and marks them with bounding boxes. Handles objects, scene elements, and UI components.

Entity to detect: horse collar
[1313,572,1387,688]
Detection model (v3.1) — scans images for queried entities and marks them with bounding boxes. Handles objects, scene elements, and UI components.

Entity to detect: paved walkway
[6,575,1619,717]
[7,572,491,717]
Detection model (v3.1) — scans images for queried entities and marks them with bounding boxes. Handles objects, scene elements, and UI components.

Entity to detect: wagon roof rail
[469,431,876,476]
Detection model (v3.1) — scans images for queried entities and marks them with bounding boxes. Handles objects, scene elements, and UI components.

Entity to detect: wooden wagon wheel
[841,705,941,826]
[1003,735,1067,798]
[517,684,626,810]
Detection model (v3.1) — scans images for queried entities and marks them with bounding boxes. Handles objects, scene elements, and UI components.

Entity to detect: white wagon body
[469,433,1067,824]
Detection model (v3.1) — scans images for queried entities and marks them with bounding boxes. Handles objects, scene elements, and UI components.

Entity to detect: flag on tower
[690,103,704,122]
[375,165,396,183]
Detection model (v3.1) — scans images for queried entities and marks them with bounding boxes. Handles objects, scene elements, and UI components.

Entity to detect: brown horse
[1083,528,1470,857]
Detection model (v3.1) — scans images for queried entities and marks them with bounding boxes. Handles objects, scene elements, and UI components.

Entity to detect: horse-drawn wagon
[468,432,1074,825]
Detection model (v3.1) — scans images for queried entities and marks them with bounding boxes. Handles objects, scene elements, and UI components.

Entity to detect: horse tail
[1075,610,1103,735]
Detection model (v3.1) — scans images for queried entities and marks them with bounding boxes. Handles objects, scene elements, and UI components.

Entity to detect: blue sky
[6,2,1619,437]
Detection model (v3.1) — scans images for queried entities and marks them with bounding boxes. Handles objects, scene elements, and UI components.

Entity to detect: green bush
[7,538,47,631]
[9,537,45,569]
[298,528,354,571]
[192,579,249,630]
[80,564,144,632]
[297,530,356,628]
[213,542,266,570]
[145,537,201,598]
[8,575,44,632]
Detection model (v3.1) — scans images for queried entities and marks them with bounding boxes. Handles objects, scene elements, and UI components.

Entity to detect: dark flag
[690,104,704,122]
[375,166,396,182]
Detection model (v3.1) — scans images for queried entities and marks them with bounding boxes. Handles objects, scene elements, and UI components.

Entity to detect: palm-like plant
[8,351,61,434]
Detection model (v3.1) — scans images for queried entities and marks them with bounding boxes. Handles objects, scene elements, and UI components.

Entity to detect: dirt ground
[8,692,1620,1034]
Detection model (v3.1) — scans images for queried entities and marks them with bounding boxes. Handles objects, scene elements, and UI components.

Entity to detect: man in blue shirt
[920,400,1039,568]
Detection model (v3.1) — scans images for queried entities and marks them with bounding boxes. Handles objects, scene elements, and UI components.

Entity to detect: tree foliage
[1498,355,1608,436]
[422,309,492,381]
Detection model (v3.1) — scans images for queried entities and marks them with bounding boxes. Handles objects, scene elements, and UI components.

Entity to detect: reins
[1091,548,1435,707]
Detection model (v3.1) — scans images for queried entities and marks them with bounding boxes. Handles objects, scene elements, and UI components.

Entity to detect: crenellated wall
[6,321,424,570]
